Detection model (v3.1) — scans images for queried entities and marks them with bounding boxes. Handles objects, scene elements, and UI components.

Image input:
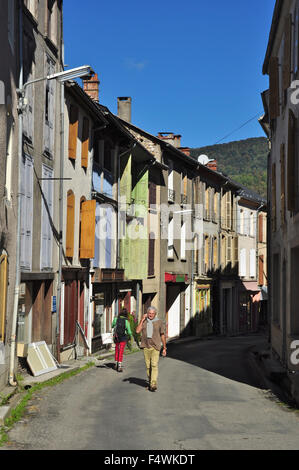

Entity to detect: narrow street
[2,334,299,451]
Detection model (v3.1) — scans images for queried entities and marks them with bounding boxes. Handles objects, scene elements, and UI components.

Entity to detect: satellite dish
[197,154,210,165]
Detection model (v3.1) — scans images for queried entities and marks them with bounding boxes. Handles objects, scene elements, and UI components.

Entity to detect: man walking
[136,306,167,392]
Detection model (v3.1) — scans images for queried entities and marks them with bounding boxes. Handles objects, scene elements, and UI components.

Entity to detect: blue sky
[63,0,276,148]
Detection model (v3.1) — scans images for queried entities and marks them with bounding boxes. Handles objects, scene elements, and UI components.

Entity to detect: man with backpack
[111,308,133,372]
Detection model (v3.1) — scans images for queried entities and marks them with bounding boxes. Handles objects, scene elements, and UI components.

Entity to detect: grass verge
[0,361,94,447]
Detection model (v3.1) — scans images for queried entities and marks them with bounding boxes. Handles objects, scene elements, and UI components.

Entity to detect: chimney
[206,159,217,171]
[157,132,182,148]
[117,97,132,123]
[83,73,100,103]
[179,147,191,156]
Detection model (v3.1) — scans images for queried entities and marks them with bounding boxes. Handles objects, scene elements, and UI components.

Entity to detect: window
[46,0,57,44]
[293,4,299,78]
[213,237,218,270]
[66,191,75,258]
[168,160,174,202]
[81,117,89,168]
[44,55,55,157]
[20,155,33,270]
[250,212,254,237]
[204,235,209,272]
[40,164,53,270]
[287,109,297,212]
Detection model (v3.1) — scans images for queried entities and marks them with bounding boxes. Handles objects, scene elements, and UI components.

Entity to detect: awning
[241,281,260,292]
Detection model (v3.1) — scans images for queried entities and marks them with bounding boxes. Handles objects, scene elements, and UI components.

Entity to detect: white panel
[180,222,186,260]
[250,249,256,278]
[168,218,174,259]
[239,248,246,277]
[168,293,180,338]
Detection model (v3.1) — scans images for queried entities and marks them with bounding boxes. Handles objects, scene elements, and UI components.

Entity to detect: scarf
[146,317,159,338]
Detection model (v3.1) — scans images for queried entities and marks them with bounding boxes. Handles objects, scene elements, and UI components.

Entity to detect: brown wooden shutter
[269,57,280,119]
[148,234,155,276]
[280,143,286,225]
[287,109,296,211]
[283,15,292,90]
[66,191,75,258]
[79,200,96,259]
[272,163,277,231]
[68,105,78,159]
[81,117,89,168]
[183,174,187,197]
[259,255,264,286]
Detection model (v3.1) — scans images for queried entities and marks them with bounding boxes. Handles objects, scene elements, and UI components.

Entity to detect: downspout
[56,42,65,362]
[9,0,23,386]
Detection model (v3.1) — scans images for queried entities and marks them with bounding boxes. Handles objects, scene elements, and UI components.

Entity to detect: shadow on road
[166,333,268,390]
[123,377,148,389]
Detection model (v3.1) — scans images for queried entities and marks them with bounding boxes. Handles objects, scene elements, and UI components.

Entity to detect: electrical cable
[214,112,263,145]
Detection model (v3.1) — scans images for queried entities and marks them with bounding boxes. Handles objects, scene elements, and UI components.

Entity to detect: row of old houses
[260,0,299,406]
[0,0,267,390]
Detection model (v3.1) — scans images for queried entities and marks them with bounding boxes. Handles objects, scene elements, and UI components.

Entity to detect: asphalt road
[2,334,299,450]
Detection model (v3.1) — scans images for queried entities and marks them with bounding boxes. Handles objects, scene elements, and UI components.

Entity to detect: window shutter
[81,117,89,168]
[66,191,75,258]
[259,255,264,285]
[227,236,232,265]
[250,249,256,278]
[283,14,292,90]
[0,255,8,342]
[272,163,277,231]
[226,192,231,229]
[149,181,156,207]
[79,200,96,259]
[280,143,286,225]
[180,222,186,260]
[21,156,33,270]
[68,105,78,160]
[287,109,296,211]
[269,56,280,119]
[183,174,187,197]
[234,236,238,268]
[148,234,155,276]
[41,165,53,269]
[213,237,217,269]
[240,248,246,277]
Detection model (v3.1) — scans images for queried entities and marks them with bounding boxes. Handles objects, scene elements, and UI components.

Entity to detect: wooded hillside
[190,137,268,198]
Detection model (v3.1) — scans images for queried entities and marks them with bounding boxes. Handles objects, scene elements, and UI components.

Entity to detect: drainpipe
[9,0,23,386]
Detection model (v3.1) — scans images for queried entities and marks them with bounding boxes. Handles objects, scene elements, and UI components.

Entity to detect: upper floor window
[24,0,37,18]
[46,0,58,45]
[44,54,55,157]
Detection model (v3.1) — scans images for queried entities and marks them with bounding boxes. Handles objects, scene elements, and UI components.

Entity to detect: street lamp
[9,65,94,386]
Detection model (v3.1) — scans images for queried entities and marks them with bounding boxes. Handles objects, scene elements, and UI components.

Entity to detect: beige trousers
[143,347,160,386]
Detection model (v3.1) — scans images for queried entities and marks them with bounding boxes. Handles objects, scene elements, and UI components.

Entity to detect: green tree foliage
[190,137,268,198]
